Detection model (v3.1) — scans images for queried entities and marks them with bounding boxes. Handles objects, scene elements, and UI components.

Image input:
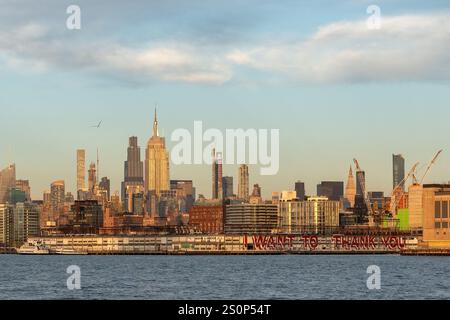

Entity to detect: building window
[443,222,449,229]
[443,201,449,218]
[435,201,441,219]
[435,222,441,229]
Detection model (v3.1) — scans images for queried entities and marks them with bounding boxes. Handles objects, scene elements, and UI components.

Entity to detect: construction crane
[389,162,419,215]
[353,159,375,222]
[417,149,443,185]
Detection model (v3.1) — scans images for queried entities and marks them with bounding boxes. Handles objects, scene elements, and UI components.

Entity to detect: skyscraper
[212,149,223,200]
[345,166,356,207]
[99,177,111,200]
[88,162,97,194]
[0,164,16,204]
[356,170,366,197]
[145,109,170,195]
[122,136,144,202]
[76,149,86,194]
[238,164,249,201]
[393,154,406,191]
[50,180,65,214]
[222,176,234,199]
[295,181,305,201]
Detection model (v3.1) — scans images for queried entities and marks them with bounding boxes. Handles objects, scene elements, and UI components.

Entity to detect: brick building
[188,201,223,234]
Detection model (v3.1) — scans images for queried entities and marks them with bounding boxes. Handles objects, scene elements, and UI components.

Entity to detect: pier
[15,234,419,255]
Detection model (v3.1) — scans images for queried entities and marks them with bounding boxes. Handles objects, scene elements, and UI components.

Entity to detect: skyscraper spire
[152,106,159,137]
[345,165,356,207]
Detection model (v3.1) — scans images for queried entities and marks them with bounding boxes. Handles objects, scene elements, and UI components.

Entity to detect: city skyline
[3,1,450,305]
[1,0,450,199]
[0,112,447,202]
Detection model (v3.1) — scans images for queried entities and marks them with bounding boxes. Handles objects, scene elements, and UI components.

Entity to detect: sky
[1,0,450,199]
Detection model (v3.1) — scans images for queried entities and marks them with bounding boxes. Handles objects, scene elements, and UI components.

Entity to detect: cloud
[1,12,450,85]
[0,25,232,84]
[227,13,450,83]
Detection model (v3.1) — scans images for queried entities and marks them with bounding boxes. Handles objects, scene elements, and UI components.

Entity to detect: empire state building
[145,109,170,195]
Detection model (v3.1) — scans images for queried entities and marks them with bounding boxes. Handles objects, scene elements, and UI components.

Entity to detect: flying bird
[91,121,102,128]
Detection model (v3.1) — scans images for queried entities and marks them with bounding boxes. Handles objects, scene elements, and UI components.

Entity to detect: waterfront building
[121,136,145,203]
[102,209,145,232]
[0,202,39,248]
[189,201,224,234]
[278,197,340,234]
[238,164,249,202]
[317,181,344,202]
[15,180,31,202]
[67,200,103,234]
[222,176,234,200]
[0,204,12,246]
[295,181,306,201]
[393,154,406,191]
[408,184,424,230]
[145,110,170,195]
[0,164,16,204]
[14,202,40,246]
[344,166,356,208]
[422,184,450,247]
[76,149,86,193]
[224,204,278,234]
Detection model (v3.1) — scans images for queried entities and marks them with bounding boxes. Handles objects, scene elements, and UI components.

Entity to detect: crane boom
[420,149,443,185]
[389,162,419,214]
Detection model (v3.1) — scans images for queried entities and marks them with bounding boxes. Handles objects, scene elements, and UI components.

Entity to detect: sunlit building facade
[145,110,170,195]
[278,197,340,234]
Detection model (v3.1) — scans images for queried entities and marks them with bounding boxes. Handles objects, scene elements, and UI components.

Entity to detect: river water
[1,255,449,300]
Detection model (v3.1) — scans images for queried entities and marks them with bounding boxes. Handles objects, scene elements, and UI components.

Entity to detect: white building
[278,197,340,234]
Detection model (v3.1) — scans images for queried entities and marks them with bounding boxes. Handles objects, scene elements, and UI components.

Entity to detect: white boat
[17,243,51,255]
[54,248,88,255]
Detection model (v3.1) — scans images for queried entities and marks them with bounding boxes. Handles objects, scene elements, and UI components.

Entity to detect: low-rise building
[225,204,278,234]
[189,201,223,234]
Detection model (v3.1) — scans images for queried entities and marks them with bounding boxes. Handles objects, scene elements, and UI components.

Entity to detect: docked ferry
[17,243,51,255]
[53,248,88,255]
